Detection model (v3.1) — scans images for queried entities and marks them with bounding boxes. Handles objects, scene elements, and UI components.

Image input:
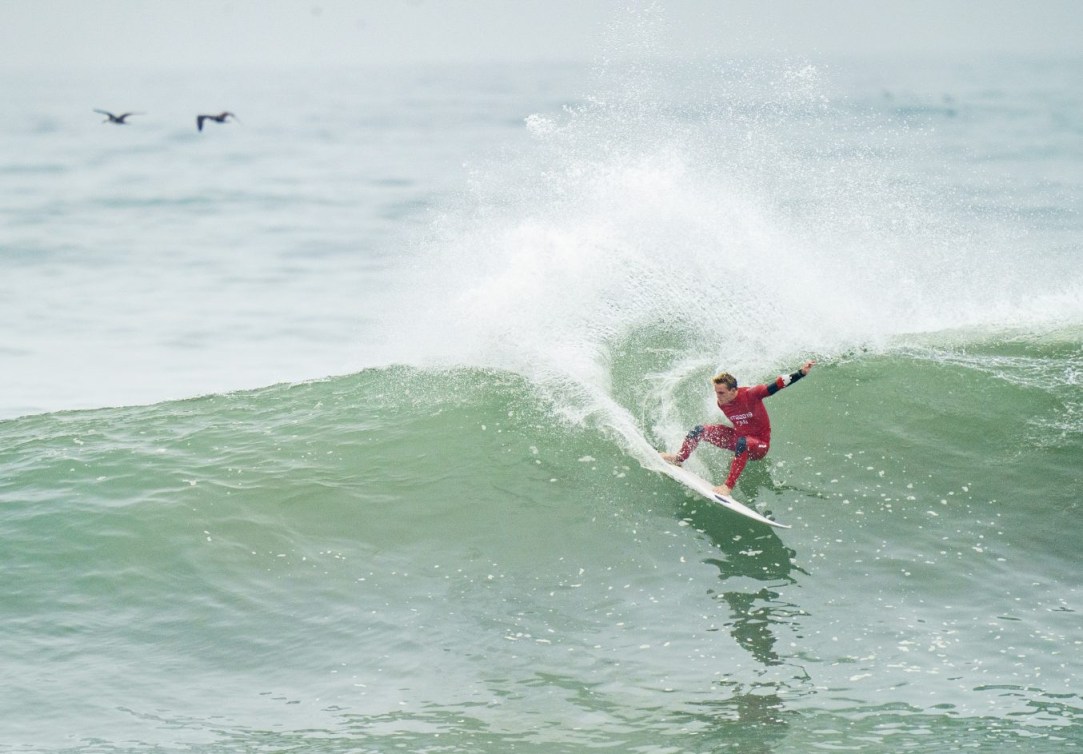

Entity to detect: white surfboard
[655,459,791,529]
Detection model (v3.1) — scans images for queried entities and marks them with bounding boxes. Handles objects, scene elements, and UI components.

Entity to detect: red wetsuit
[674,370,805,489]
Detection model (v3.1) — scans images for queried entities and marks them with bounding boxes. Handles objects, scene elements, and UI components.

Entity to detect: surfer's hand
[713,484,732,497]
[801,360,816,375]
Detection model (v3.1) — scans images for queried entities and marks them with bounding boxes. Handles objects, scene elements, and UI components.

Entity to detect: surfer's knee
[734,436,748,456]
[687,425,705,440]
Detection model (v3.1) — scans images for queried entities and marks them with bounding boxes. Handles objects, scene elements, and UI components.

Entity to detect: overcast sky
[1,0,1080,70]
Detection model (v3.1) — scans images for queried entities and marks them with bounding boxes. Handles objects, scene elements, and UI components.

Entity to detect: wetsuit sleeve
[765,368,806,396]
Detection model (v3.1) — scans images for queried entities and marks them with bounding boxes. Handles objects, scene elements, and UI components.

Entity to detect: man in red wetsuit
[661,360,816,497]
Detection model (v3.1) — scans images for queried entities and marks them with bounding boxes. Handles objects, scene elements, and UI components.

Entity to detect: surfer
[660,360,816,497]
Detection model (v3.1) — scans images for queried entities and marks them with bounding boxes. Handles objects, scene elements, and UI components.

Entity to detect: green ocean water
[3,328,1081,752]
[3,27,1082,751]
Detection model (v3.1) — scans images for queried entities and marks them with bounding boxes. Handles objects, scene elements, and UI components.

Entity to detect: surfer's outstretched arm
[764,359,816,396]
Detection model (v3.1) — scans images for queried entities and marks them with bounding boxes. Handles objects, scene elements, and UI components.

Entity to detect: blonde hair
[711,371,737,389]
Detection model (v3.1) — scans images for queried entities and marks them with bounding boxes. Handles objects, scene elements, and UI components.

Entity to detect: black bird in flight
[94,109,142,124]
[196,112,238,131]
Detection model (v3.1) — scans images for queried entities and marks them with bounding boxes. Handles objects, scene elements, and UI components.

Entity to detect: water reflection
[675,681,794,754]
[682,501,809,667]
[674,482,814,747]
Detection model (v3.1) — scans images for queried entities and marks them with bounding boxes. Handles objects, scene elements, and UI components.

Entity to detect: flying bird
[94,109,142,124]
[196,112,238,131]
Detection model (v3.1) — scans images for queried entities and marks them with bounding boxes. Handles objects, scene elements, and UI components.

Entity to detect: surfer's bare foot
[713,484,732,497]
[660,452,681,466]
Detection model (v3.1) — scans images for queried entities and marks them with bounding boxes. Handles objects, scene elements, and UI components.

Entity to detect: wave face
[3,335,1082,750]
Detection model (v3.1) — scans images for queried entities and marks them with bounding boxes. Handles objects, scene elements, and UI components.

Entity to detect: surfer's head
[711,372,739,404]
[711,372,737,390]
